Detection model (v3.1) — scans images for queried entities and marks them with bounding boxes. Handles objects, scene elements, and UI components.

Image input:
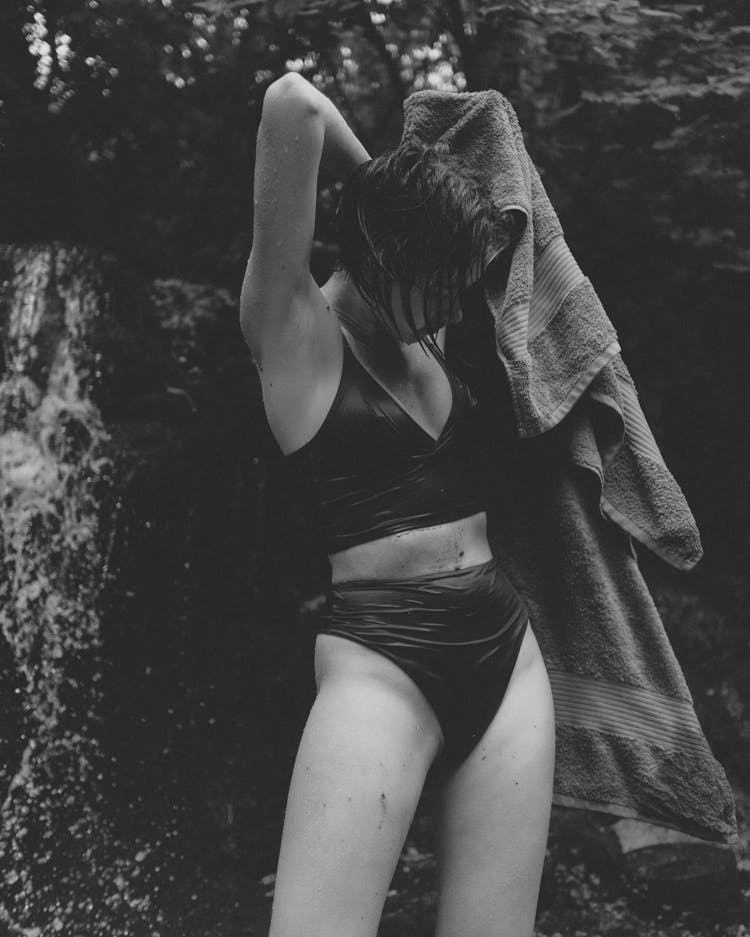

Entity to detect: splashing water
[0,245,162,936]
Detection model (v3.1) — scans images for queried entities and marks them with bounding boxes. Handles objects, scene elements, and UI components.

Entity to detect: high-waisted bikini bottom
[317,556,530,771]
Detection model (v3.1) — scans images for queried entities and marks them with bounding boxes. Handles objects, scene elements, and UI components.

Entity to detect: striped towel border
[548,669,707,756]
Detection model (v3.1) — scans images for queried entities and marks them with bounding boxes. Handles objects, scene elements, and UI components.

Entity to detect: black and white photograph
[0,1,748,934]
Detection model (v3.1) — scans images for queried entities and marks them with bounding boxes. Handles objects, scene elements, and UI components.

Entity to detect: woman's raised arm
[240,72,370,361]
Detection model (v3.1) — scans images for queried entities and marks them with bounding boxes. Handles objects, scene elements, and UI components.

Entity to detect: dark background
[1,1,749,935]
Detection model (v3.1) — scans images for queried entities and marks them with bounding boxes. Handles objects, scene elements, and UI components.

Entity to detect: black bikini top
[284,332,488,553]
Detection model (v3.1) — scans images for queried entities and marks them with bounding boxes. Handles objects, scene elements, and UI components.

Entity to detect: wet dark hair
[333,139,522,343]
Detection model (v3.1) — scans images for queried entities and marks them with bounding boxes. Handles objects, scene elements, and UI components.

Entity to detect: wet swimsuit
[285,330,529,770]
[323,558,528,769]
[286,333,486,553]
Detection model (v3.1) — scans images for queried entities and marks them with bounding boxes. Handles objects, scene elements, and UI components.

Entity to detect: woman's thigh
[430,623,555,937]
[268,634,443,937]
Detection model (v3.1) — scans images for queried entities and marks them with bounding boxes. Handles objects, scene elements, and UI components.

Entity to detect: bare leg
[268,634,444,937]
[431,623,555,937]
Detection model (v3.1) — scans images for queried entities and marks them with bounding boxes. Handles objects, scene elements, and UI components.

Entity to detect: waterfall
[0,242,317,934]
[0,244,155,935]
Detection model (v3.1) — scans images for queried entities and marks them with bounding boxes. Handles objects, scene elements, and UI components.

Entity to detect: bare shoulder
[255,274,344,456]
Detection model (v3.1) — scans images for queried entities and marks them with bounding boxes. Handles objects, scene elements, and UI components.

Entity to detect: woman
[240,71,555,937]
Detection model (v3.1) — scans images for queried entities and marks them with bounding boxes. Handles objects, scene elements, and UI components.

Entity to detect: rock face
[0,243,274,934]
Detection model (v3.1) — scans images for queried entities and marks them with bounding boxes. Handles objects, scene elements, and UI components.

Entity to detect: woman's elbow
[262,72,320,119]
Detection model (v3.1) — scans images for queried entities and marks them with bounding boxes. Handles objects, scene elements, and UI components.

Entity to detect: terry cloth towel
[400,90,737,844]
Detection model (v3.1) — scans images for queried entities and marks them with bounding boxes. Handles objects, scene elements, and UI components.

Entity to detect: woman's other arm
[239,72,369,364]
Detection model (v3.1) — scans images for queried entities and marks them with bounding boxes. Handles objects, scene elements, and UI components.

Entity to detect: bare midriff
[328,511,493,584]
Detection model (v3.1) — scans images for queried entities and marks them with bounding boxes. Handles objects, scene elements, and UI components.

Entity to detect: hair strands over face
[333,140,522,347]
